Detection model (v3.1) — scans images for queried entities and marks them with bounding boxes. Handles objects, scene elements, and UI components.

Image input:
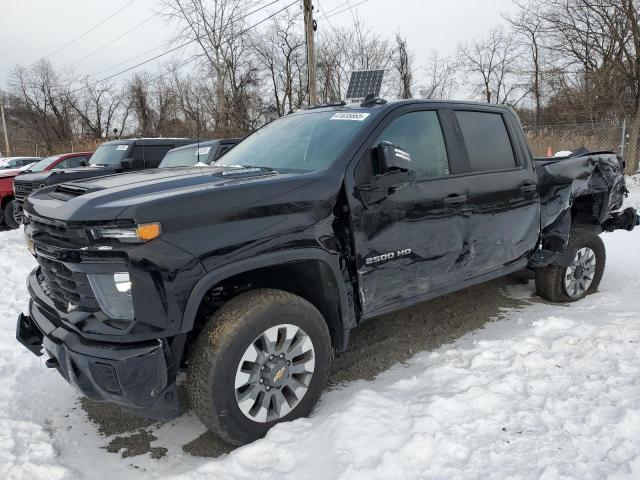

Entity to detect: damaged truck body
[16,100,638,445]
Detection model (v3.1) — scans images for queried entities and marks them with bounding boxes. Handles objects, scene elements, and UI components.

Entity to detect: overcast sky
[0,0,518,90]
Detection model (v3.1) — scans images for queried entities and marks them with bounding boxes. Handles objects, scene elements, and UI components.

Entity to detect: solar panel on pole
[345,69,385,102]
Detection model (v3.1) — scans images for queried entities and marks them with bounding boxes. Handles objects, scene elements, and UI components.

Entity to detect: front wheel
[535,228,605,302]
[4,200,19,229]
[187,288,332,445]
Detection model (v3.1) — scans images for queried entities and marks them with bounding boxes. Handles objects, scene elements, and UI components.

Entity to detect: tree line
[1,0,639,171]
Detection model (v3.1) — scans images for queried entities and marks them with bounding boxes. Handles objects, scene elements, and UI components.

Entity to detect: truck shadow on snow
[81,274,533,459]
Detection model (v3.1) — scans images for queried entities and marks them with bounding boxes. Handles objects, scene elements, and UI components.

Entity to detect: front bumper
[16,300,180,421]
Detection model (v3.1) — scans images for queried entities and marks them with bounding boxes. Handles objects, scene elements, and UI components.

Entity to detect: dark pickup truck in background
[12,138,196,222]
[16,100,638,446]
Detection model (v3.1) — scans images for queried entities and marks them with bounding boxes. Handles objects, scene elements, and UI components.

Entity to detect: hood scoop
[49,184,92,201]
[211,166,277,179]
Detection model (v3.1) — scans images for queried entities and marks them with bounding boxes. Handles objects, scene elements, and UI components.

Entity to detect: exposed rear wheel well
[183,260,344,366]
[571,193,606,227]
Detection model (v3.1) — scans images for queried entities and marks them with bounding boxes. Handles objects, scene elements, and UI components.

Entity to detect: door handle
[443,194,468,205]
[459,206,473,216]
[520,182,537,193]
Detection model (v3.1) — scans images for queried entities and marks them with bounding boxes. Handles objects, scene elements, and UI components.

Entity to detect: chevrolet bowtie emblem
[273,366,286,383]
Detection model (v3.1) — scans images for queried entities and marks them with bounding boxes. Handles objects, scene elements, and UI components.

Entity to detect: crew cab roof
[290,99,517,116]
[100,138,196,147]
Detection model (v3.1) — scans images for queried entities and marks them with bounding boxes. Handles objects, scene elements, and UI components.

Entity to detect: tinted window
[456,111,516,171]
[375,110,449,179]
[143,145,173,167]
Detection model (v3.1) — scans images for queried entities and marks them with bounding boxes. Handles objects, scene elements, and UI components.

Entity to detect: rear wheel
[3,200,19,229]
[187,288,332,445]
[535,228,605,302]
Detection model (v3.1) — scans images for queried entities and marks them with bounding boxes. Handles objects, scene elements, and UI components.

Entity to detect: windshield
[215,111,372,172]
[160,145,211,168]
[0,159,27,169]
[89,144,130,166]
[28,155,61,172]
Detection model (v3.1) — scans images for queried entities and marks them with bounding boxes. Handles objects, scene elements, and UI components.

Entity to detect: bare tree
[252,11,305,117]
[67,79,122,139]
[9,59,75,151]
[419,51,458,99]
[458,27,526,105]
[506,1,546,122]
[161,0,258,134]
[392,33,413,99]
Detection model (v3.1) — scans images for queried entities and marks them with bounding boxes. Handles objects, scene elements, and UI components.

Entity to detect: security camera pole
[303,0,317,106]
[0,101,9,156]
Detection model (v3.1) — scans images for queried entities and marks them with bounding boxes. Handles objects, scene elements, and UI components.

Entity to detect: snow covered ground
[2,221,640,478]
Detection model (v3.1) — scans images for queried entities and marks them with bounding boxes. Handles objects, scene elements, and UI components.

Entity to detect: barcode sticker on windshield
[115,145,128,151]
[330,112,370,121]
[195,147,211,156]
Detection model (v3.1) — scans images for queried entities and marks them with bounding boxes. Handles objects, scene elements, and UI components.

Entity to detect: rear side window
[456,111,516,172]
[142,145,173,168]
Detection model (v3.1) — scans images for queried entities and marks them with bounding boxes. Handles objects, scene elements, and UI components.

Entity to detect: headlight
[87,272,134,320]
[87,222,162,243]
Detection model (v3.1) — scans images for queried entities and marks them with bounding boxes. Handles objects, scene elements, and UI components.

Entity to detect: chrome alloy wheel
[563,247,596,298]
[234,324,315,423]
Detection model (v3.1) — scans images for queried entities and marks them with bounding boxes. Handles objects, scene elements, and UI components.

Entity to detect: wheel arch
[181,249,354,353]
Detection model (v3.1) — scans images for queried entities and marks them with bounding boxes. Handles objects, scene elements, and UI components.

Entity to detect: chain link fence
[524,119,640,209]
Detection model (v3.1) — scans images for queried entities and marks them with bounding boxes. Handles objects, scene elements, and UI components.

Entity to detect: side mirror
[120,158,142,170]
[79,160,88,167]
[378,141,413,174]
[373,142,415,189]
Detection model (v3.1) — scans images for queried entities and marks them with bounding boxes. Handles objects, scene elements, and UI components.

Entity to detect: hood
[25,165,324,224]
[13,165,115,186]
[0,167,25,179]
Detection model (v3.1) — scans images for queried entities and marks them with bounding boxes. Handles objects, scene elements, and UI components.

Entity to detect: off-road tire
[4,200,19,229]
[535,228,605,302]
[186,288,332,445]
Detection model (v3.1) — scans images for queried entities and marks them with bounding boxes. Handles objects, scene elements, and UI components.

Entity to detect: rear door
[452,108,540,275]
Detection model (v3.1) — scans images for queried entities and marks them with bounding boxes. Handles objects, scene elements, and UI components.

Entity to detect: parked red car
[0,152,92,229]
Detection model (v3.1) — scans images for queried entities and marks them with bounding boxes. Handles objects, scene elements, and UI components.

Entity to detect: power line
[317,0,369,19]
[88,0,284,79]
[37,0,138,63]
[68,0,298,95]
[65,10,165,70]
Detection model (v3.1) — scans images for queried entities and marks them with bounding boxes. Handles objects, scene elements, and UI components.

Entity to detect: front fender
[180,248,355,346]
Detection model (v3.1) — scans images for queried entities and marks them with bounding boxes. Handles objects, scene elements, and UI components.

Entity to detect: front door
[348,108,473,316]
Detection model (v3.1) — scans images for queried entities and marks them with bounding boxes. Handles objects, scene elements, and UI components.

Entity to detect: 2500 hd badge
[365,249,412,265]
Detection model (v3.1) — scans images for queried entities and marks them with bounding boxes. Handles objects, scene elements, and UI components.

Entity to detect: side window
[215,144,234,160]
[455,111,517,172]
[131,146,144,160]
[143,145,172,167]
[54,156,87,169]
[375,110,449,179]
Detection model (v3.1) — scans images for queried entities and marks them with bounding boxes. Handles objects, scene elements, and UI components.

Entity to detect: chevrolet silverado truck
[12,138,195,223]
[16,100,638,446]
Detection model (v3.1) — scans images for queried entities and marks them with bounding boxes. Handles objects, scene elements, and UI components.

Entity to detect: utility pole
[303,0,317,106]
[0,101,9,157]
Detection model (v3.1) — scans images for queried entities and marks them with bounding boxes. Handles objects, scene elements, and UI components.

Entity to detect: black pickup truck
[12,138,196,222]
[16,100,638,446]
